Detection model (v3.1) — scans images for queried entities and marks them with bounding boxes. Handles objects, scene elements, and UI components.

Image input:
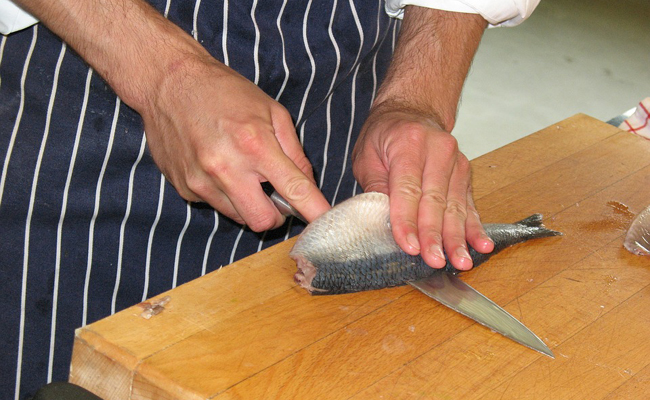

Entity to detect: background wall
[454,0,650,159]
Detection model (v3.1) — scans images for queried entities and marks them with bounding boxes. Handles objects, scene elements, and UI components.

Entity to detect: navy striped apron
[0,0,397,397]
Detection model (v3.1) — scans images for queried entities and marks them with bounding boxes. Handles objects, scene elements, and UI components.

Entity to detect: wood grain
[69,115,650,399]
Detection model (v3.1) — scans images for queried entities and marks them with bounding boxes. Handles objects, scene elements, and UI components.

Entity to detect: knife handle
[261,182,307,224]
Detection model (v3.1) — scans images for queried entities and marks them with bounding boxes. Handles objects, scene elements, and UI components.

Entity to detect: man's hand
[142,55,330,231]
[352,6,493,270]
[353,107,493,270]
[15,0,331,230]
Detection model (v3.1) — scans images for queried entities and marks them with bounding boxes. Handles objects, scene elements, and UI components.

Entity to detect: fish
[624,204,650,256]
[289,192,562,295]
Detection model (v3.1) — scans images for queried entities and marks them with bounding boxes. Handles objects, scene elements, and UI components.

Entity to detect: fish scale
[311,255,424,295]
[290,192,562,295]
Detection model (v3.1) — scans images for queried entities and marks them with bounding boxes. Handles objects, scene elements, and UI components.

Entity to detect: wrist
[372,6,486,134]
[371,91,455,134]
[119,29,214,115]
[15,0,213,114]
[90,3,212,114]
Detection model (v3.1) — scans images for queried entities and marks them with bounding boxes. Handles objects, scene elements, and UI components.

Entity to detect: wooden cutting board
[69,114,650,399]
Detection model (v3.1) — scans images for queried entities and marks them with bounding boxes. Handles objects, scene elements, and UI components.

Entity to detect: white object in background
[619,97,650,140]
[0,0,38,34]
[385,0,541,27]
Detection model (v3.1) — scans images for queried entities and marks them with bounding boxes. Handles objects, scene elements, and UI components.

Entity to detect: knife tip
[534,343,555,359]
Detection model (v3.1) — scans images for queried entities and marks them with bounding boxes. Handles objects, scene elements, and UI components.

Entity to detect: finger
[386,143,426,256]
[183,152,284,230]
[184,173,248,226]
[352,151,389,195]
[267,109,331,221]
[416,137,459,268]
[351,127,390,194]
[220,175,286,231]
[271,106,317,184]
[259,140,330,223]
[465,185,494,254]
[441,154,473,270]
[266,161,330,223]
[206,194,246,226]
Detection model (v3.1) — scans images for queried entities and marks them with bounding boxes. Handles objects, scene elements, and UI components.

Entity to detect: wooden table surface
[69,115,650,400]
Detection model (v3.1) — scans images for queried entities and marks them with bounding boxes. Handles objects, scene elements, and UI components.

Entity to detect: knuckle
[446,199,467,219]
[401,123,428,144]
[398,123,459,159]
[395,179,423,202]
[282,176,312,203]
[184,173,210,200]
[294,153,314,177]
[247,212,278,232]
[162,168,200,202]
[236,124,268,155]
[425,230,443,246]
[422,189,447,208]
[200,157,230,180]
[273,105,293,123]
[438,134,459,156]
[176,187,198,202]
[361,179,385,194]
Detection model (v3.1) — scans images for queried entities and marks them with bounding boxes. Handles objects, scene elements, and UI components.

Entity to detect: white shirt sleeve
[385,0,541,27]
[0,0,38,35]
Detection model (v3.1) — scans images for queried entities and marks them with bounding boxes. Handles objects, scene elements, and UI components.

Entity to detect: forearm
[374,6,487,132]
[13,0,211,113]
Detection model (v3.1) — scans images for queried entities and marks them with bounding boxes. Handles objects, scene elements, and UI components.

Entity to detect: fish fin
[516,214,563,238]
[515,213,545,227]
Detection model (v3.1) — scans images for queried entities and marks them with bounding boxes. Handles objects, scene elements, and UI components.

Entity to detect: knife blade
[408,273,554,358]
[268,188,553,358]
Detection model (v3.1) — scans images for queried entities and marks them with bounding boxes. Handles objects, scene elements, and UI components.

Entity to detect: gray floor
[454,0,650,160]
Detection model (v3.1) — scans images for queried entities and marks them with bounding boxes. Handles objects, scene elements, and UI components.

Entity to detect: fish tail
[515,214,563,238]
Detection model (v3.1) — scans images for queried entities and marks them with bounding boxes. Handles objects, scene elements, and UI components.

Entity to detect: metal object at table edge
[269,189,554,358]
[606,107,636,127]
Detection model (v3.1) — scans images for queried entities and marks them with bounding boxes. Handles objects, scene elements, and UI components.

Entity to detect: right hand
[141,55,331,231]
[13,0,331,231]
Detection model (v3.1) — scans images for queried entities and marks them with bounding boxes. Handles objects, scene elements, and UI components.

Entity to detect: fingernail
[431,245,445,261]
[429,245,446,268]
[406,233,420,251]
[455,247,472,263]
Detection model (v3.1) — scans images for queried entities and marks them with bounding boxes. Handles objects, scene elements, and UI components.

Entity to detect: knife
[267,189,554,358]
[408,274,554,358]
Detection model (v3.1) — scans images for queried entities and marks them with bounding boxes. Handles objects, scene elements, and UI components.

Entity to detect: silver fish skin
[289,192,562,295]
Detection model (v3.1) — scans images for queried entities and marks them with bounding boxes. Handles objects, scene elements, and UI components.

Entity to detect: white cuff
[0,0,38,35]
[385,0,541,27]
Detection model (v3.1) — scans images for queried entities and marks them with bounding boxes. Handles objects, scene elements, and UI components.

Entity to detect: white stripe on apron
[0,2,396,397]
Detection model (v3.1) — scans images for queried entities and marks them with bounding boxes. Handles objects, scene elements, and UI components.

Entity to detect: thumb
[352,155,390,195]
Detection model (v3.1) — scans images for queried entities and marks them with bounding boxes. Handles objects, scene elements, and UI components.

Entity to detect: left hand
[352,105,494,270]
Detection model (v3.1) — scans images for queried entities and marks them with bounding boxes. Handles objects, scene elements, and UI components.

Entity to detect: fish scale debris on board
[289,192,562,295]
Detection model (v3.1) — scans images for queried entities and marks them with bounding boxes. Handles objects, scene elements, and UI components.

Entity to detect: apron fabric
[0,0,397,398]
